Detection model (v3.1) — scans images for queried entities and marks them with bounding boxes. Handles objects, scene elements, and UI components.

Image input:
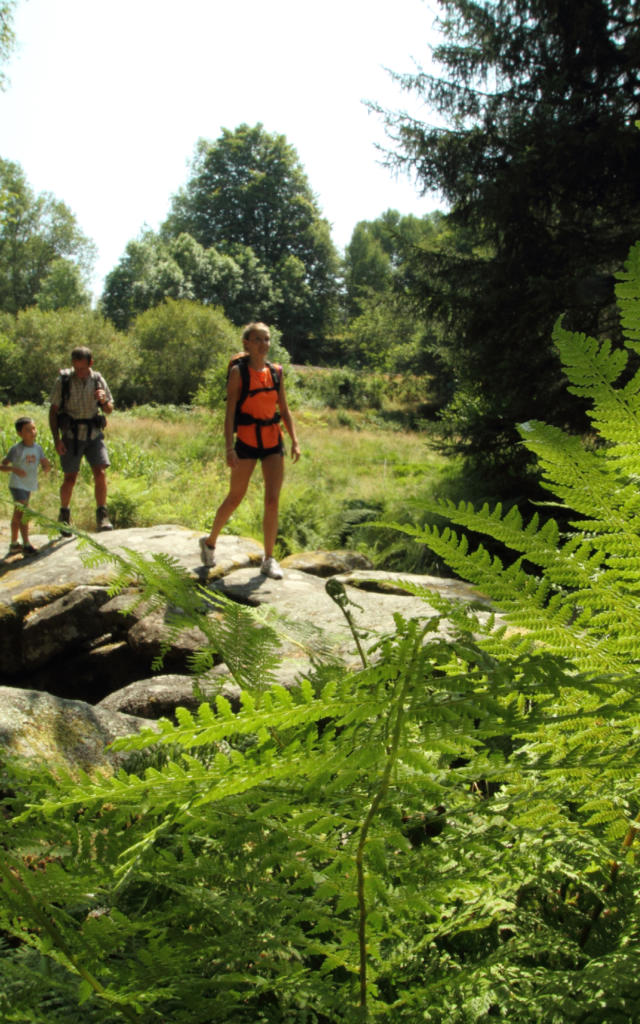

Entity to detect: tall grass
[0,402,457,569]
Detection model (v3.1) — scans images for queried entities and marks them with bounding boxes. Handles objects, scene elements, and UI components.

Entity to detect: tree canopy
[161,123,341,356]
[340,210,449,374]
[0,158,95,314]
[100,230,279,333]
[378,0,640,491]
[0,1,16,91]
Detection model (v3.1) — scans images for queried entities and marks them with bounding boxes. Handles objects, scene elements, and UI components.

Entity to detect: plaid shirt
[50,369,113,441]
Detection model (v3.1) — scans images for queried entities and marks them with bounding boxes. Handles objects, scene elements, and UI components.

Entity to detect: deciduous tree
[0,159,95,313]
[0,0,16,91]
[35,258,91,311]
[101,230,278,331]
[163,124,341,356]
[342,210,449,373]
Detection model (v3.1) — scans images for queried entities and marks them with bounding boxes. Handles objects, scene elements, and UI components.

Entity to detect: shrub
[294,367,386,411]
[1,308,137,405]
[130,300,237,405]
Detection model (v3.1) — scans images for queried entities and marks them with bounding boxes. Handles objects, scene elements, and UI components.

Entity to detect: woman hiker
[199,322,300,579]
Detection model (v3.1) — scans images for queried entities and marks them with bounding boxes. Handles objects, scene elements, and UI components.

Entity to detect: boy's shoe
[58,508,72,537]
[199,537,216,567]
[260,556,283,580]
[8,542,22,554]
[96,506,113,532]
[22,544,37,555]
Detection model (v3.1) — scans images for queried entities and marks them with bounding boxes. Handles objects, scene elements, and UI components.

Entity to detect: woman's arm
[224,366,242,466]
[278,375,301,462]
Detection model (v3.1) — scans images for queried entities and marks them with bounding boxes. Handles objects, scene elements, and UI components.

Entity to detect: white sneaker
[261,556,283,580]
[199,537,216,567]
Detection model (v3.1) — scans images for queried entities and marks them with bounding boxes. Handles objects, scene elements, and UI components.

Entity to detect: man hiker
[49,346,114,533]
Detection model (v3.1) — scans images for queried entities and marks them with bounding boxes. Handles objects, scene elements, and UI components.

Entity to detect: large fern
[387,248,640,679]
[3,246,640,1022]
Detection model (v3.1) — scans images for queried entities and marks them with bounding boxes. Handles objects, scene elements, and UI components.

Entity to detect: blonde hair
[241,322,270,349]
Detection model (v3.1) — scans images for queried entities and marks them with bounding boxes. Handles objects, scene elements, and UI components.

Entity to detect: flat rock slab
[0,521,495,707]
[0,525,263,612]
[0,526,265,676]
[334,569,492,604]
[280,549,374,576]
[0,527,499,775]
[208,565,487,683]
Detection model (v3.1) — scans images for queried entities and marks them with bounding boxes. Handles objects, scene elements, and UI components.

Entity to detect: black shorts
[235,438,284,461]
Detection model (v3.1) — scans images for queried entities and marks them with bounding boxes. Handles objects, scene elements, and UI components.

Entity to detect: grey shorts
[60,434,110,475]
[10,487,30,504]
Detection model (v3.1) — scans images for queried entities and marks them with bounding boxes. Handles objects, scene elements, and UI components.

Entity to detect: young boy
[1,417,51,554]
[48,346,114,533]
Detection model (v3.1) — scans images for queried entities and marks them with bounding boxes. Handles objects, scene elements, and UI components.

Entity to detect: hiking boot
[58,507,72,536]
[260,556,283,580]
[96,506,113,532]
[8,542,22,555]
[199,537,216,567]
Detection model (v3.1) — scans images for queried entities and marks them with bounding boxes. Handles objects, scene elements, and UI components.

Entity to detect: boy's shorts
[235,438,284,461]
[60,435,110,475]
[10,487,30,504]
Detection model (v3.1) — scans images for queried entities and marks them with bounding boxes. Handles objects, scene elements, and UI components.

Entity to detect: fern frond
[552,321,640,452]
[616,239,640,350]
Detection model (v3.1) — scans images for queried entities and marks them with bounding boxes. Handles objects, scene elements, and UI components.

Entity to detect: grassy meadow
[0,397,458,571]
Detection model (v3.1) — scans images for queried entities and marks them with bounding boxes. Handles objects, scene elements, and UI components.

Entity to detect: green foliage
[293,367,385,412]
[161,123,341,356]
[3,245,640,1022]
[343,210,445,318]
[99,230,278,333]
[0,307,134,405]
[0,307,138,406]
[0,300,237,409]
[0,2,16,91]
[128,299,237,405]
[0,158,96,314]
[390,242,640,672]
[35,257,91,311]
[343,220,393,319]
[340,210,448,376]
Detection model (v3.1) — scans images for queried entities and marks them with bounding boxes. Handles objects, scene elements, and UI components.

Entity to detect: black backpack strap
[244,361,281,400]
[268,361,281,392]
[238,357,251,407]
[59,370,71,412]
[57,369,105,454]
[229,356,251,432]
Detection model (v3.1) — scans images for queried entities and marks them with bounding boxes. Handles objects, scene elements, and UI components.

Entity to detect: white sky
[0,0,444,298]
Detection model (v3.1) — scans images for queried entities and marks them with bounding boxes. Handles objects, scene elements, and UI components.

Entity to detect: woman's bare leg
[261,453,284,559]
[205,457,256,549]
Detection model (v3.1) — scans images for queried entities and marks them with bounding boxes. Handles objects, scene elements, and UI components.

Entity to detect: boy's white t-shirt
[5,442,46,491]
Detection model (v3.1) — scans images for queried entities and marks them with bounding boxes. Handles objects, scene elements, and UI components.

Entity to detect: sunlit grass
[0,402,455,565]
